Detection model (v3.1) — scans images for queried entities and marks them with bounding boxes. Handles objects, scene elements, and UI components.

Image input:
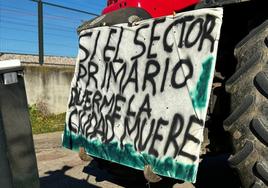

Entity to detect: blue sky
[0,0,106,57]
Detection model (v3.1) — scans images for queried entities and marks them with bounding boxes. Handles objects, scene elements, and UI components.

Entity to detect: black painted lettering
[137,94,151,118]
[138,118,155,151]
[82,89,93,111]
[185,18,203,48]
[147,18,166,59]
[87,112,98,138]
[87,61,99,89]
[163,16,194,52]
[79,32,93,62]
[160,58,170,92]
[179,115,203,161]
[120,117,140,149]
[123,60,138,93]
[142,60,160,95]
[77,64,87,81]
[177,16,195,48]
[149,118,168,157]
[113,27,124,63]
[90,31,101,61]
[79,43,90,63]
[79,110,86,135]
[100,94,115,114]
[104,114,115,143]
[164,113,184,158]
[92,90,102,113]
[171,58,193,89]
[68,110,78,134]
[198,15,216,52]
[127,95,136,117]
[69,87,83,108]
[131,24,150,61]
[107,62,126,92]
[112,94,126,120]
[103,28,117,62]
[101,62,108,89]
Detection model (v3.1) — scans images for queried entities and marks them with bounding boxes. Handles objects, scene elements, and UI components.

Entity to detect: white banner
[63,8,223,183]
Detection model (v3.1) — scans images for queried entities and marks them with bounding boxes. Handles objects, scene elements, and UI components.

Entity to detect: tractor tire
[224,20,268,188]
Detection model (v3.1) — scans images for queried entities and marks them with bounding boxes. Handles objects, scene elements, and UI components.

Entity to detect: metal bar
[0,120,13,188]
[38,0,44,65]
[0,69,40,188]
[30,0,99,16]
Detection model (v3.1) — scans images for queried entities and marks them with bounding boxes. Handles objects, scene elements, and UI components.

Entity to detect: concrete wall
[0,53,76,65]
[23,65,75,114]
[0,53,76,114]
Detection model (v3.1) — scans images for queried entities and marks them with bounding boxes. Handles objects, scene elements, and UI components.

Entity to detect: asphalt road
[34,132,241,188]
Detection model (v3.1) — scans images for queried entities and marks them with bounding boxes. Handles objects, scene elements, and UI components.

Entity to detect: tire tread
[228,141,254,166]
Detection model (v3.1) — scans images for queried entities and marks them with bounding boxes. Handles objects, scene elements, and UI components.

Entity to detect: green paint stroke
[191,56,214,109]
[63,128,198,182]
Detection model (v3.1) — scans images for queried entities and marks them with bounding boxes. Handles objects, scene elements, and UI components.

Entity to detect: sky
[0,0,106,57]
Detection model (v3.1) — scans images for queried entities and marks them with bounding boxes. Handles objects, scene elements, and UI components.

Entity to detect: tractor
[65,0,268,187]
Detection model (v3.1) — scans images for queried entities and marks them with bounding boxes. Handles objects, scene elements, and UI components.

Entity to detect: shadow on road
[83,159,150,188]
[40,166,101,188]
[39,154,241,188]
[83,154,241,188]
[195,154,241,188]
[83,159,189,188]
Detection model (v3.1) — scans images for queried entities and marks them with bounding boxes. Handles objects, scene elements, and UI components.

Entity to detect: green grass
[29,104,66,134]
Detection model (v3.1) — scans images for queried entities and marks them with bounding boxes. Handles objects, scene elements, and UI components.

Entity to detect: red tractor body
[102,0,200,18]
